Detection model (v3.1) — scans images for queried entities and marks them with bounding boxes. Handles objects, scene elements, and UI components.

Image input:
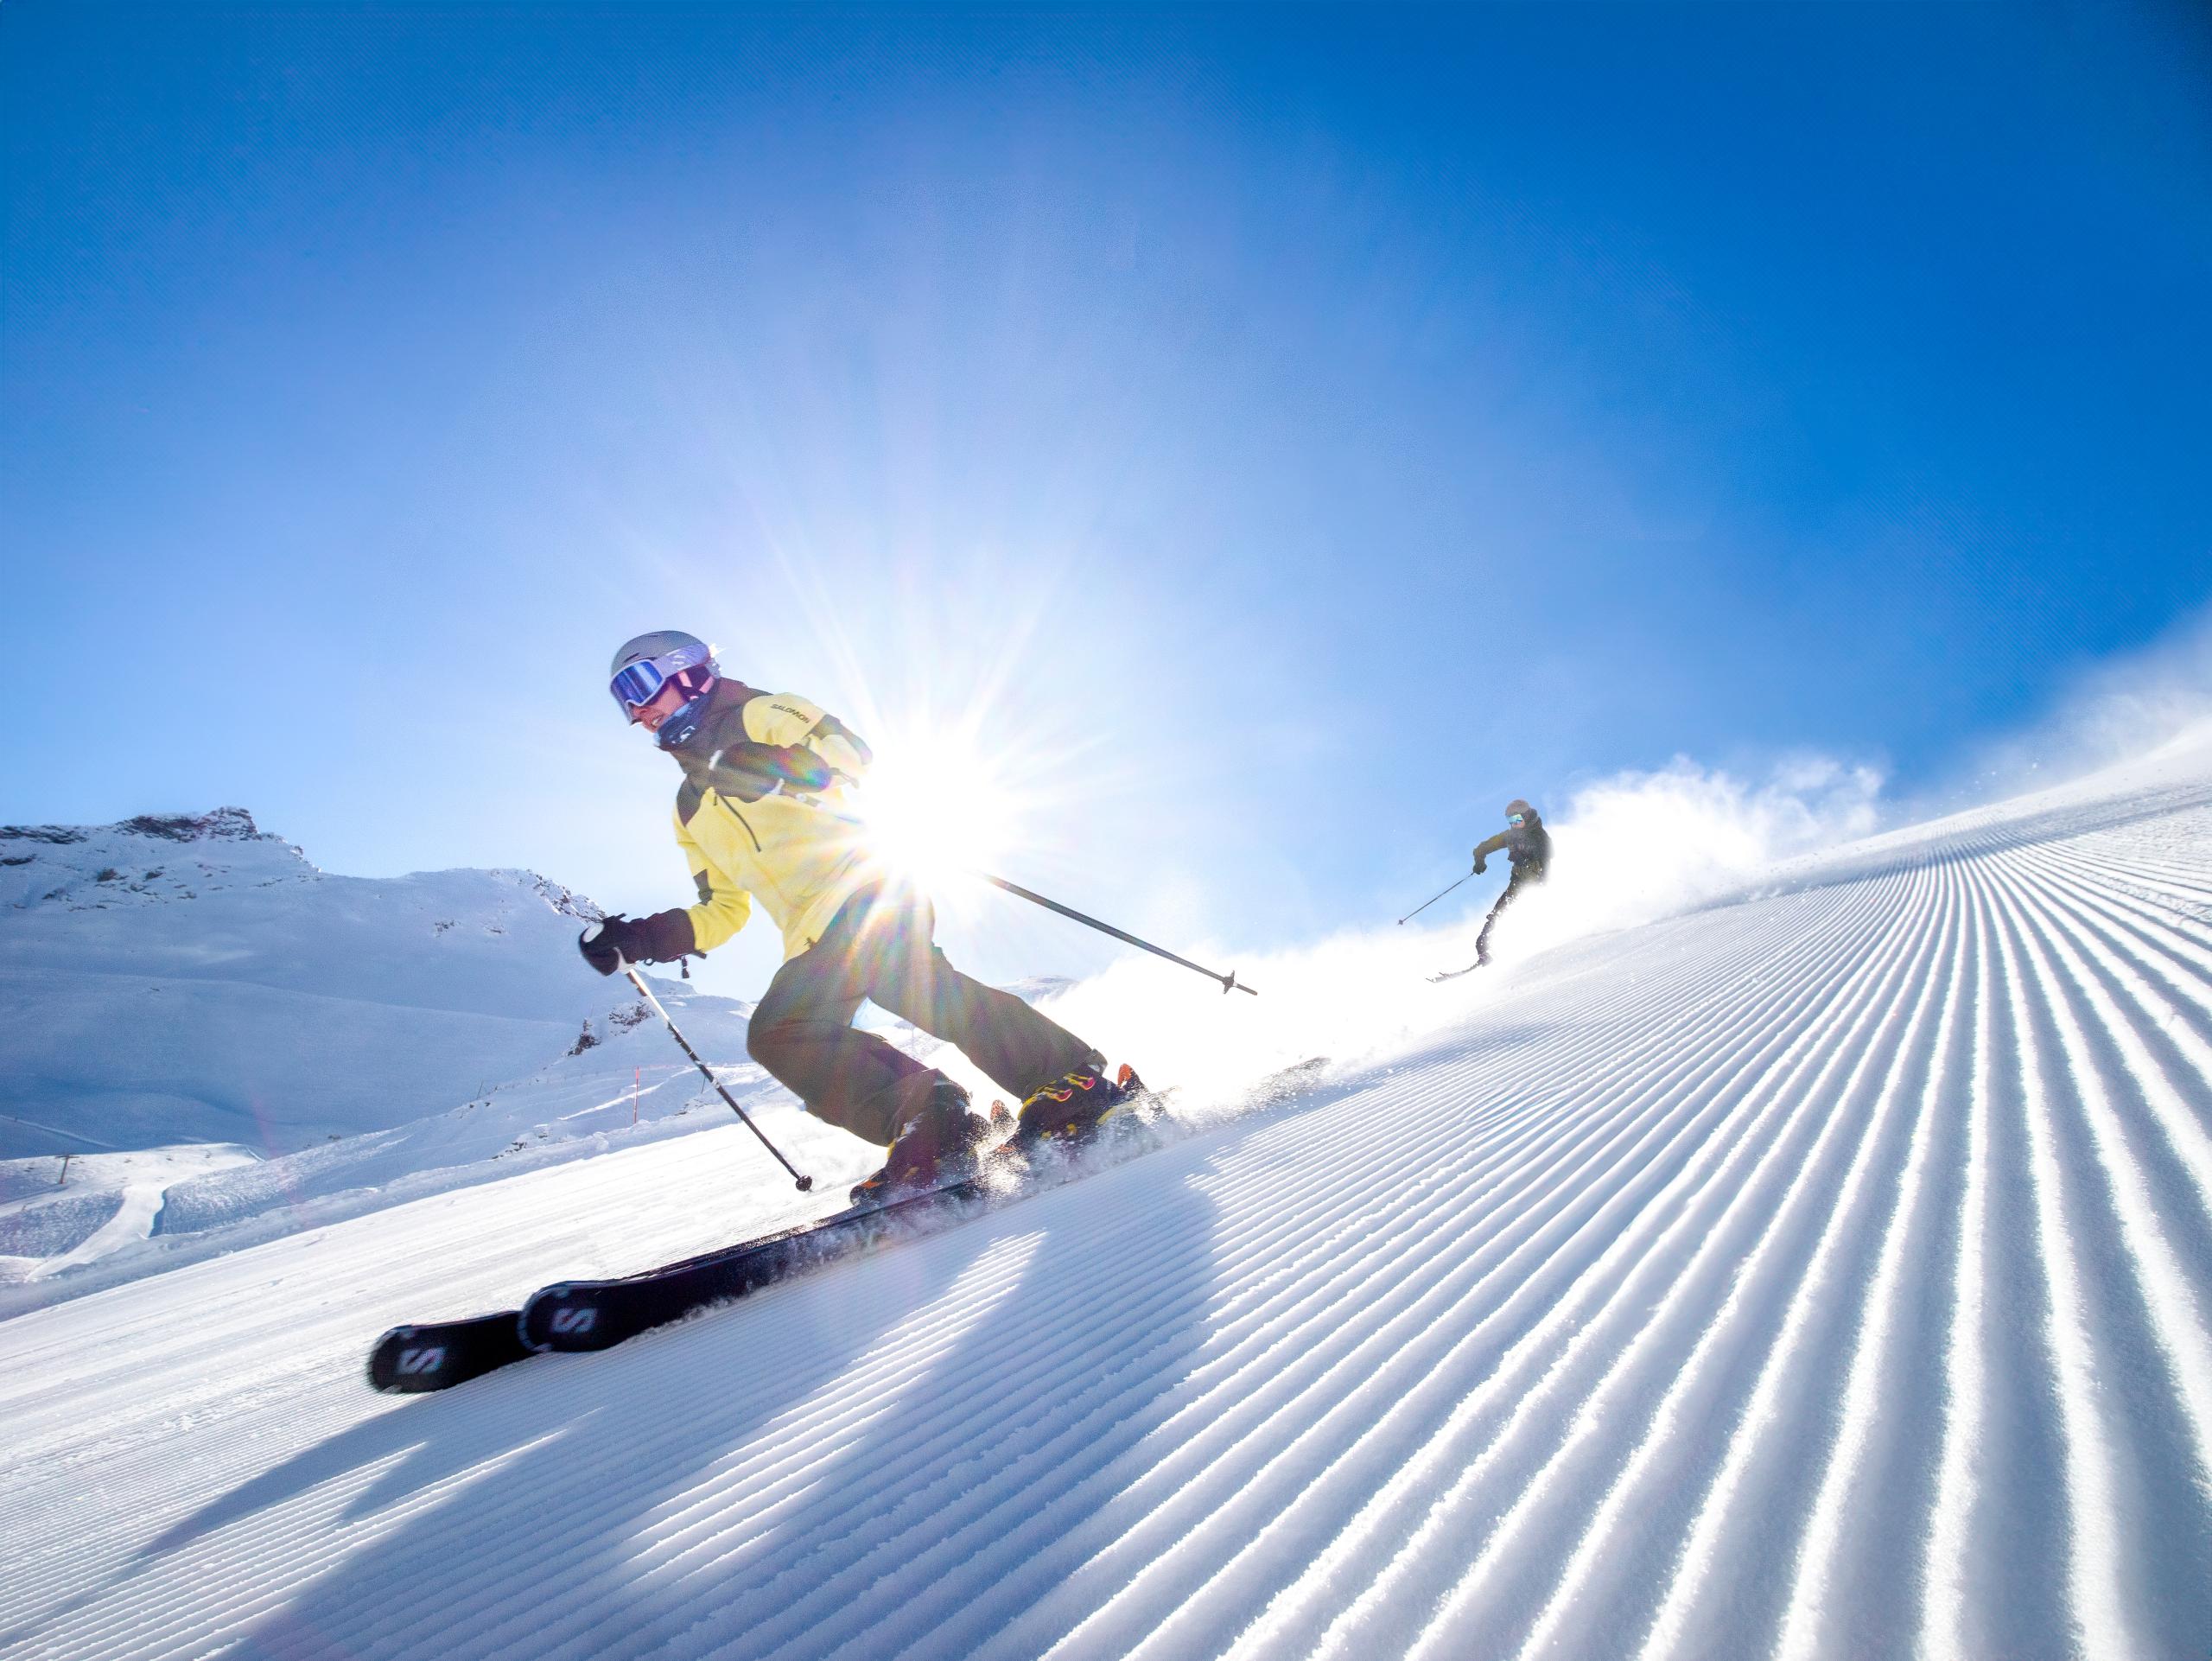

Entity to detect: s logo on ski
[550,1307,597,1335]
[397,1346,446,1375]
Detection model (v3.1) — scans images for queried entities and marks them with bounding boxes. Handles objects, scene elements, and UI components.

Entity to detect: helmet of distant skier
[608,630,719,749]
[1506,799,1535,823]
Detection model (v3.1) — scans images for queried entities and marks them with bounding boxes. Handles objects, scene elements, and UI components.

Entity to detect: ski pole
[1397,869,1472,925]
[620,963,814,1192]
[979,873,1259,996]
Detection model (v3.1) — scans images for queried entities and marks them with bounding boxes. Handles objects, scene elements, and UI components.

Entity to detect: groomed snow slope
[3,754,2209,1660]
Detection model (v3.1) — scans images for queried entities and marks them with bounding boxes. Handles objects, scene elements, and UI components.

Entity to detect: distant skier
[1417,798,1553,982]
[1468,798,1549,967]
[577,630,1132,1200]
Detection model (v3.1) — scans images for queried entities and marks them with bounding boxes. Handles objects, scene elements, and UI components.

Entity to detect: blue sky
[5,3,2209,993]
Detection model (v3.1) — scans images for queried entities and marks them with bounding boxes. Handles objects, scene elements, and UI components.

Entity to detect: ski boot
[1014,1061,1145,1147]
[849,1078,990,1205]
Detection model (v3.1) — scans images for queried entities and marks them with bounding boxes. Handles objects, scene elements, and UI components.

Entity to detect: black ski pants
[747,881,1100,1148]
[1477,867,1543,963]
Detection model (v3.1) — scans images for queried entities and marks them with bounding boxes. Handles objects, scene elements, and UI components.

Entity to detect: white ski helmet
[607,630,719,741]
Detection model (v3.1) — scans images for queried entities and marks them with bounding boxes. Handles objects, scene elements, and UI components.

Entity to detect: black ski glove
[1472,855,1488,875]
[579,915,641,976]
[578,909,697,976]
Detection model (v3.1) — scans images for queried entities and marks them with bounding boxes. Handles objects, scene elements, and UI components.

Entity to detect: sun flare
[849,729,1022,888]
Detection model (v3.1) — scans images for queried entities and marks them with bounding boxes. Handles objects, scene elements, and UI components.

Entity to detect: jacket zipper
[720,797,763,853]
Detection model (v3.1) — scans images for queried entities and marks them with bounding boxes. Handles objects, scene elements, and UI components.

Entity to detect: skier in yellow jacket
[578,630,1122,1200]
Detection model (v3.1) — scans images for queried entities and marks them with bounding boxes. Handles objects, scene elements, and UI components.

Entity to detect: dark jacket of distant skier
[1471,799,1551,964]
[577,630,1122,1201]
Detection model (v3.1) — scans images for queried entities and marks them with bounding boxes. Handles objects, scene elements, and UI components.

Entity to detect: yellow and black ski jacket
[647,679,882,962]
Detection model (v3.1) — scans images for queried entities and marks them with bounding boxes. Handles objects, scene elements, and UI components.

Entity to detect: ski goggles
[1507,812,1527,826]
[608,642,714,716]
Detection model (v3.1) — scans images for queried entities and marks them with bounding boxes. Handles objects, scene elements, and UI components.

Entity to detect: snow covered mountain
[0,808,791,1285]
[0,808,647,1158]
[2,743,2209,1659]
[0,812,1070,1293]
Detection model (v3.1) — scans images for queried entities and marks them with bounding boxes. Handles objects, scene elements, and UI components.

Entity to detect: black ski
[369,1059,1328,1393]
[365,1096,1153,1392]
[524,1171,998,1352]
[521,1104,1155,1355]
[367,1308,533,1393]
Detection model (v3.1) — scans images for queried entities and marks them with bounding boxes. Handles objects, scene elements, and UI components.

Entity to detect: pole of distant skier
[620,962,814,1192]
[977,873,1259,996]
[1397,870,1472,926]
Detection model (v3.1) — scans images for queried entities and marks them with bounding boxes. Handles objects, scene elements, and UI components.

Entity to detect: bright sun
[849,729,1021,887]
